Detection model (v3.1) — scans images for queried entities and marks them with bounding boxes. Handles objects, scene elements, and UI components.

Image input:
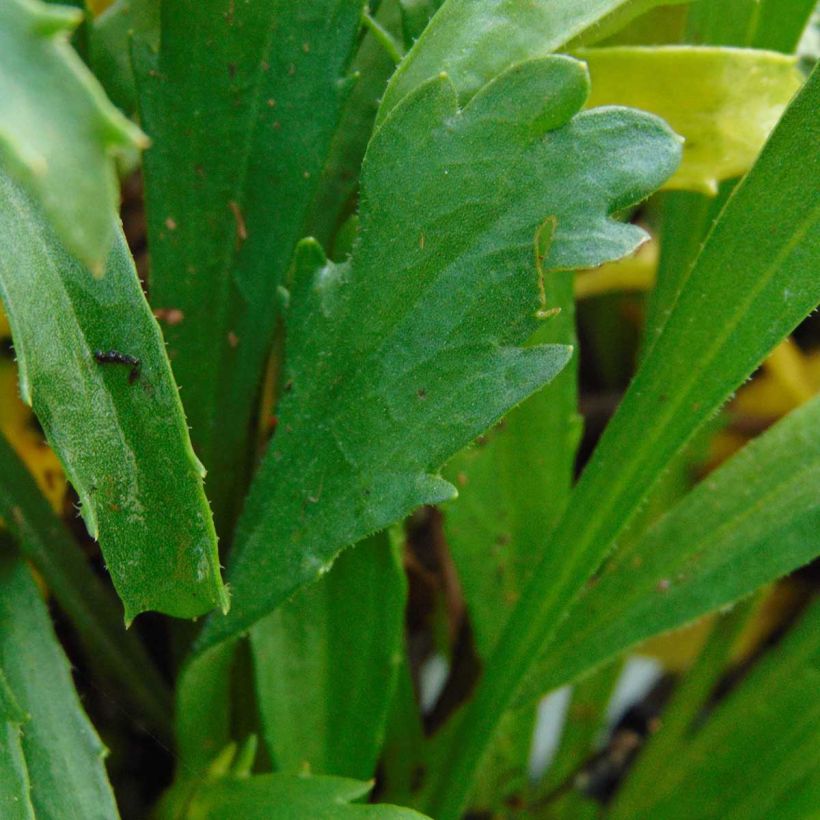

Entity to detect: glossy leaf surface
[0,173,226,621]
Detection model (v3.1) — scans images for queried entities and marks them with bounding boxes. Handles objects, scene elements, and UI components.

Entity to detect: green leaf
[308,0,402,249]
[0,0,147,272]
[439,246,579,814]
[89,0,159,114]
[610,597,820,818]
[397,0,443,47]
[517,393,820,703]
[0,549,119,819]
[134,0,365,533]
[0,429,172,735]
[0,662,32,820]
[686,0,817,54]
[424,62,819,820]
[579,46,803,194]
[377,0,691,121]
[442,265,579,659]
[196,56,680,654]
[611,600,754,812]
[183,772,429,819]
[250,532,407,779]
[0,726,33,820]
[0,173,226,621]
[0,667,25,725]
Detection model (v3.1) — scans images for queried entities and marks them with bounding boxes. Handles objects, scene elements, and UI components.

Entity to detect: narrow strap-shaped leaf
[250,532,407,779]
[196,56,680,653]
[687,0,817,53]
[611,601,754,812]
[0,0,146,271]
[517,395,820,702]
[0,173,226,621]
[610,597,820,818]
[134,0,365,533]
[0,548,119,819]
[425,63,819,820]
[0,430,172,735]
[443,266,579,659]
[377,0,691,120]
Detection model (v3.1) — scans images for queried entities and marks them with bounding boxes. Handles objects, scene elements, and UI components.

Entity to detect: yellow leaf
[578,46,803,194]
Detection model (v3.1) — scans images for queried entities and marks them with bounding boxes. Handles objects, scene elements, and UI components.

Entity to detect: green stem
[0,431,173,741]
[362,9,404,64]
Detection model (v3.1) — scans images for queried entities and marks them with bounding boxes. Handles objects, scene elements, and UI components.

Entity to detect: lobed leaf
[0,0,146,272]
[0,173,226,621]
[0,548,119,819]
[196,56,680,654]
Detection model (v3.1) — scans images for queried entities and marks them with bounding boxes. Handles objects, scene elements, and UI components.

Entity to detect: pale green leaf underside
[519,394,820,703]
[196,56,681,653]
[0,173,226,621]
[185,773,429,819]
[0,0,146,271]
[0,551,118,820]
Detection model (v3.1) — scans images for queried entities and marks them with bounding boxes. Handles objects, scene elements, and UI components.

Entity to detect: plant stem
[362,9,404,64]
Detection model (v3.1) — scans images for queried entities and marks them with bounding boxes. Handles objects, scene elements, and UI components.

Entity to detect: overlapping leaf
[0,0,146,272]
[377,0,692,119]
[251,532,407,780]
[518,393,820,702]
[424,63,818,820]
[610,597,820,818]
[183,772,429,819]
[0,430,172,733]
[580,46,803,193]
[0,173,226,621]
[196,56,680,656]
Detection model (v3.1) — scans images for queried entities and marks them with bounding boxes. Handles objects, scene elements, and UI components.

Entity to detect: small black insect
[93,349,142,384]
